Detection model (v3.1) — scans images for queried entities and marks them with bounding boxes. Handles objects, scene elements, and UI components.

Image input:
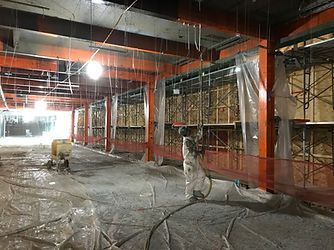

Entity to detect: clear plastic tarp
[235,52,260,156]
[0,149,101,248]
[273,56,297,188]
[273,56,297,160]
[74,110,79,137]
[111,95,118,153]
[1,144,333,249]
[154,80,166,165]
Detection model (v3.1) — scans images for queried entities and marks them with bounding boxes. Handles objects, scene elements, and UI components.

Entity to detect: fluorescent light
[35,100,47,111]
[92,0,104,4]
[89,44,128,54]
[86,61,103,80]
[303,37,334,49]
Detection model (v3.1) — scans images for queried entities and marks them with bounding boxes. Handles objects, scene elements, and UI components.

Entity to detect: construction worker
[178,126,206,202]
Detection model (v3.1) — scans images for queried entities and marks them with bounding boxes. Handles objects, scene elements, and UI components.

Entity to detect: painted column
[145,82,155,161]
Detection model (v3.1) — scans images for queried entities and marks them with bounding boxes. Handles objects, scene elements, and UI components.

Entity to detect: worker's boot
[193,190,205,199]
[188,196,198,203]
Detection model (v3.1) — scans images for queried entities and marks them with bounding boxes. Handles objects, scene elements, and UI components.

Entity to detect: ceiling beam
[2,45,173,73]
[177,0,265,38]
[0,7,218,61]
[0,103,75,111]
[104,0,266,39]
[277,7,334,47]
[0,54,57,71]
[4,92,91,104]
[219,39,260,60]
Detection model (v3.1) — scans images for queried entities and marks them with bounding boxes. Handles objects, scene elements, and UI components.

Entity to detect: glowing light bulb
[86,61,103,80]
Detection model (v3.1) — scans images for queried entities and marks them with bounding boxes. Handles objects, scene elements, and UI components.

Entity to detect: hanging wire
[45,0,139,97]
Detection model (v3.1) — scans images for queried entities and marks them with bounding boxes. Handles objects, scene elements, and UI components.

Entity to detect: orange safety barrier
[153,144,183,161]
[71,138,334,208]
[111,140,146,153]
[154,145,334,208]
[205,151,334,208]
[73,134,105,144]
[73,134,84,142]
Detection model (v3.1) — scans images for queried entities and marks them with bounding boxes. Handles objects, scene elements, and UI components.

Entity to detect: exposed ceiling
[0,0,332,110]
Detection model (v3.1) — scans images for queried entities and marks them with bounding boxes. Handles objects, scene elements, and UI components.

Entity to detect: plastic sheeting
[0,153,102,248]
[273,56,297,189]
[236,53,297,158]
[0,113,4,137]
[111,95,118,153]
[1,143,333,249]
[235,52,259,156]
[154,80,166,165]
[74,110,79,137]
[273,56,297,160]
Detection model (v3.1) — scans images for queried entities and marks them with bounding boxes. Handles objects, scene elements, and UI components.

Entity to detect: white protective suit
[182,129,206,199]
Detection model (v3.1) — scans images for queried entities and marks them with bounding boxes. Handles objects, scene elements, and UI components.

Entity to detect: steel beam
[0,55,57,71]
[4,93,91,105]
[277,7,334,47]
[0,103,75,111]
[105,96,111,152]
[10,45,172,73]
[219,39,259,60]
[258,39,275,191]
[104,69,155,83]
[177,0,267,39]
[145,82,155,161]
[0,7,217,61]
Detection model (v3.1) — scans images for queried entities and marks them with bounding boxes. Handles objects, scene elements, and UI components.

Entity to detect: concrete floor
[0,138,334,249]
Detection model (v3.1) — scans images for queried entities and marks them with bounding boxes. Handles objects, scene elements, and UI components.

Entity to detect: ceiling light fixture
[86,61,103,80]
[91,0,104,4]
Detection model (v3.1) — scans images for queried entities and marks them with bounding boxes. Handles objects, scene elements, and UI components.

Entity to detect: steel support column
[145,83,155,161]
[105,96,112,152]
[258,39,275,191]
[84,103,89,146]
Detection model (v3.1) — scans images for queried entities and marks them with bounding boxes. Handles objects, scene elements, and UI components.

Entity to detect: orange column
[145,83,155,161]
[258,39,275,191]
[105,96,111,152]
[84,103,89,146]
[71,109,75,142]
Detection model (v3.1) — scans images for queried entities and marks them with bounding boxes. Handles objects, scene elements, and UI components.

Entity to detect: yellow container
[51,139,72,161]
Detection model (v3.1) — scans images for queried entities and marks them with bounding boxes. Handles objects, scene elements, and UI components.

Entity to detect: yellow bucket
[51,139,72,161]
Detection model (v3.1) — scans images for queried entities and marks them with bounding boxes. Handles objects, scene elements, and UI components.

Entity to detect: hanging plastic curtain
[110,95,118,152]
[273,56,297,160]
[74,110,79,139]
[0,113,4,137]
[144,85,148,133]
[273,56,297,188]
[154,80,166,165]
[88,105,93,138]
[235,52,260,156]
